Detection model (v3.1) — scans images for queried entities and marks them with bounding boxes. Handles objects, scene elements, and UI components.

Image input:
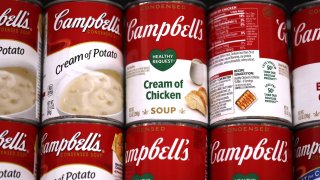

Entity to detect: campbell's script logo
[0,8,30,30]
[211,138,288,165]
[41,132,102,156]
[277,19,287,44]
[0,130,27,152]
[294,22,320,47]
[127,16,203,42]
[125,138,189,166]
[54,9,121,35]
[295,138,320,160]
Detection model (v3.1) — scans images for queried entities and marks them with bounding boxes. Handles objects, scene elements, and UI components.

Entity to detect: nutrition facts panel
[209,6,258,58]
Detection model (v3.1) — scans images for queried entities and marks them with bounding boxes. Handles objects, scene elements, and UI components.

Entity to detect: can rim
[126,119,208,128]
[292,1,320,14]
[125,0,206,10]
[42,117,123,128]
[208,0,287,12]
[45,0,123,9]
[22,0,43,7]
[210,119,292,129]
[294,120,320,131]
[0,117,39,126]
[127,121,207,129]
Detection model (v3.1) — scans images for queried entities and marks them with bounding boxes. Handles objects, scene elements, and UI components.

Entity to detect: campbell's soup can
[0,118,38,180]
[0,0,42,121]
[208,1,292,125]
[210,121,293,179]
[40,119,123,180]
[42,1,124,124]
[292,2,320,126]
[125,1,208,125]
[294,122,320,179]
[125,122,207,179]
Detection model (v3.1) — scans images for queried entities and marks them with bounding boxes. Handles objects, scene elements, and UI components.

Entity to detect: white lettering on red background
[125,138,189,166]
[41,132,102,156]
[294,22,320,47]
[277,19,287,44]
[210,138,288,165]
[54,9,121,35]
[0,8,30,30]
[127,16,203,42]
[295,138,320,160]
[0,130,27,152]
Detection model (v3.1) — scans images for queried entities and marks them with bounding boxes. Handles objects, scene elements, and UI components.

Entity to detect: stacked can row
[1,0,320,179]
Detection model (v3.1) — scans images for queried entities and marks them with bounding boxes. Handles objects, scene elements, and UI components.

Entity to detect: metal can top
[294,120,320,131]
[0,117,39,126]
[127,120,207,129]
[210,118,293,129]
[45,0,123,9]
[41,117,124,128]
[209,0,287,12]
[125,0,206,9]
[292,0,320,13]
[21,0,43,6]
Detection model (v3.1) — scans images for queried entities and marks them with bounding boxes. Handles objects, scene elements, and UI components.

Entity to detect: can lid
[127,121,207,129]
[42,117,124,128]
[125,0,206,10]
[294,120,320,131]
[292,0,320,14]
[0,117,39,126]
[22,0,43,6]
[208,0,287,12]
[210,119,293,129]
[45,0,123,9]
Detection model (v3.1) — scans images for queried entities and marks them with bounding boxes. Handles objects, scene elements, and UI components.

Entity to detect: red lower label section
[210,123,292,180]
[125,123,207,180]
[295,125,320,179]
[40,122,123,179]
[0,119,38,175]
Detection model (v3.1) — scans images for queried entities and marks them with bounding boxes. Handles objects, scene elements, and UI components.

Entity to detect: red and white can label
[125,124,207,179]
[125,2,208,125]
[292,6,320,126]
[208,3,291,124]
[210,124,292,179]
[0,0,42,121]
[295,126,320,179]
[42,1,124,123]
[40,122,123,180]
[0,120,38,179]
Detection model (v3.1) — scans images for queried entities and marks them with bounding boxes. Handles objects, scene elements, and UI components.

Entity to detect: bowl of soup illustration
[0,64,37,119]
[56,68,123,120]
